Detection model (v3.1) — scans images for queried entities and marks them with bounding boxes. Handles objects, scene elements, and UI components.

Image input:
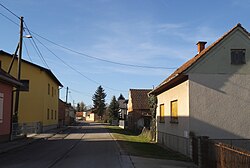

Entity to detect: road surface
[0,122,132,168]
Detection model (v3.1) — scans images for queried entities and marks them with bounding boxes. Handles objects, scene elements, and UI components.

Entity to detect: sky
[0,0,249,106]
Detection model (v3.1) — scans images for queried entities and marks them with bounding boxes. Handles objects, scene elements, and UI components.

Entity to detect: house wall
[156,80,190,155]
[0,82,12,142]
[189,74,250,139]
[188,28,250,139]
[0,54,59,131]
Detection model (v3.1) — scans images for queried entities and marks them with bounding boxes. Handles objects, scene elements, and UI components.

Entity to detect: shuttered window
[0,93,4,123]
[231,49,246,65]
[160,104,165,123]
[170,100,178,123]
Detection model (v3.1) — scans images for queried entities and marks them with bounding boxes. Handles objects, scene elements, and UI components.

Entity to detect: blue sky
[0,0,249,106]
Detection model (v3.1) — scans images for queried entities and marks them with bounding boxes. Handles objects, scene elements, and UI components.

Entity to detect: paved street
[0,122,132,168]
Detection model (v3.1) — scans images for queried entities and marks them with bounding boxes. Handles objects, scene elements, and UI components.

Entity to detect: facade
[58,99,68,127]
[76,112,84,120]
[150,24,250,156]
[0,68,22,142]
[0,50,62,132]
[127,89,151,131]
[118,94,128,129]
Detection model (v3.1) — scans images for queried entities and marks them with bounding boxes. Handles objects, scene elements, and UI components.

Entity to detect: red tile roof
[150,23,250,95]
[129,89,151,110]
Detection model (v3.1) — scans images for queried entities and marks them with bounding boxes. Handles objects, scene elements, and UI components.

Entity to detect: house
[149,24,250,156]
[75,111,84,120]
[117,94,128,129]
[0,68,22,142]
[58,99,68,127]
[86,112,98,122]
[0,50,63,132]
[127,89,151,131]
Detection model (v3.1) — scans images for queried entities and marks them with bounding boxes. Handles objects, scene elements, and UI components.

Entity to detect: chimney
[196,41,207,53]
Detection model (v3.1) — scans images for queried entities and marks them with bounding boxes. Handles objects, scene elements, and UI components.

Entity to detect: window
[52,86,54,97]
[48,83,50,95]
[0,93,4,123]
[55,110,57,120]
[231,49,246,65]
[20,80,29,91]
[170,100,178,123]
[47,109,49,120]
[159,104,165,123]
[51,110,53,120]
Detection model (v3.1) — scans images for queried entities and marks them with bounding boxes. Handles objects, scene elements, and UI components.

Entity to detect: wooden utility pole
[13,16,24,123]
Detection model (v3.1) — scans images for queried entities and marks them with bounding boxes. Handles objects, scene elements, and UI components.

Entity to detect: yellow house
[0,50,63,131]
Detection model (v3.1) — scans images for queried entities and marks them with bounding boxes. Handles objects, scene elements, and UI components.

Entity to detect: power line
[33,34,127,92]
[23,22,50,69]
[30,31,176,70]
[23,40,33,62]
[0,3,20,19]
[0,12,19,26]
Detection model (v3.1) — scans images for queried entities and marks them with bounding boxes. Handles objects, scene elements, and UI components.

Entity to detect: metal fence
[158,131,190,156]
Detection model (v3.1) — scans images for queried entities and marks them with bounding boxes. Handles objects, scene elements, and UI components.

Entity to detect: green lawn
[106,126,190,161]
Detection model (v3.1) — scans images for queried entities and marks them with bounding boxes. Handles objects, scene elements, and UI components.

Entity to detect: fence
[12,122,42,139]
[192,137,250,168]
[158,131,190,156]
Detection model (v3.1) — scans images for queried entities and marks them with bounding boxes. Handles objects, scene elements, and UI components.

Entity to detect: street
[0,122,132,168]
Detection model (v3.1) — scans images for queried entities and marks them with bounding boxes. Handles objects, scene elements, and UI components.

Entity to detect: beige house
[150,24,250,156]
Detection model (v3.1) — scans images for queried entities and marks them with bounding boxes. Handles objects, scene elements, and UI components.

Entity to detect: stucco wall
[187,28,250,139]
[0,82,12,142]
[189,74,250,139]
[156,80,190,137]
[0,54,60,129]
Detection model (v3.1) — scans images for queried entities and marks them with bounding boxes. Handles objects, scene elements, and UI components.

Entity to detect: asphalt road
[0,122,132,168]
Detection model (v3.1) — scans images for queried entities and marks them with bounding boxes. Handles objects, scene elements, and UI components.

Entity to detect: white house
[149,24,250,156]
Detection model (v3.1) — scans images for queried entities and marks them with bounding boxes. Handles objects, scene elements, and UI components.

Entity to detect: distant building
[117,94,128,129]
[127,89,151,131]
[0,68,22,142]
[0,50,63,132]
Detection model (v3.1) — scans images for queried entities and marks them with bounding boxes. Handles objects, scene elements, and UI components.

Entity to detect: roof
[0,50,63,87]
[150,23,250,95]
[0,68,22,86]
[129,89,151,110]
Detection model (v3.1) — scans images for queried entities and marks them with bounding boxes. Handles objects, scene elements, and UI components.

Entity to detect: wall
[156,80,190,155]
[189,74,250,139]
[187,28,250,139]
[0,82,12,142]
[0,54,59,131]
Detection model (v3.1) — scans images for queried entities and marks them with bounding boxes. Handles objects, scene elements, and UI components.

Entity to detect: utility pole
[13,16,24,123]
[66,87,69,103]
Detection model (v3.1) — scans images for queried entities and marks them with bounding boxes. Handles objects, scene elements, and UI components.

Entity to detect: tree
[148,94,157,141]
[92,85,107,118]
[108,96,120,121]
[76,101,87,111]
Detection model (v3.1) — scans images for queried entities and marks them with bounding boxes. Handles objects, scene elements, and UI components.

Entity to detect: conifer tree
[92,85,107,118]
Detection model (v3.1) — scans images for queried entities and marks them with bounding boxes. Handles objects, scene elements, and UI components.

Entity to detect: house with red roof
[0,68,22,142]
[150,24,250,156]
[127,89,151,131]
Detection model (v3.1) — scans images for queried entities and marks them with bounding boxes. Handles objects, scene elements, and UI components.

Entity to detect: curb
[106,126,135,168]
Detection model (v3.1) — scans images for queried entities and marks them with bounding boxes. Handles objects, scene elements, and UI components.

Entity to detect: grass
[106,126,190,161]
